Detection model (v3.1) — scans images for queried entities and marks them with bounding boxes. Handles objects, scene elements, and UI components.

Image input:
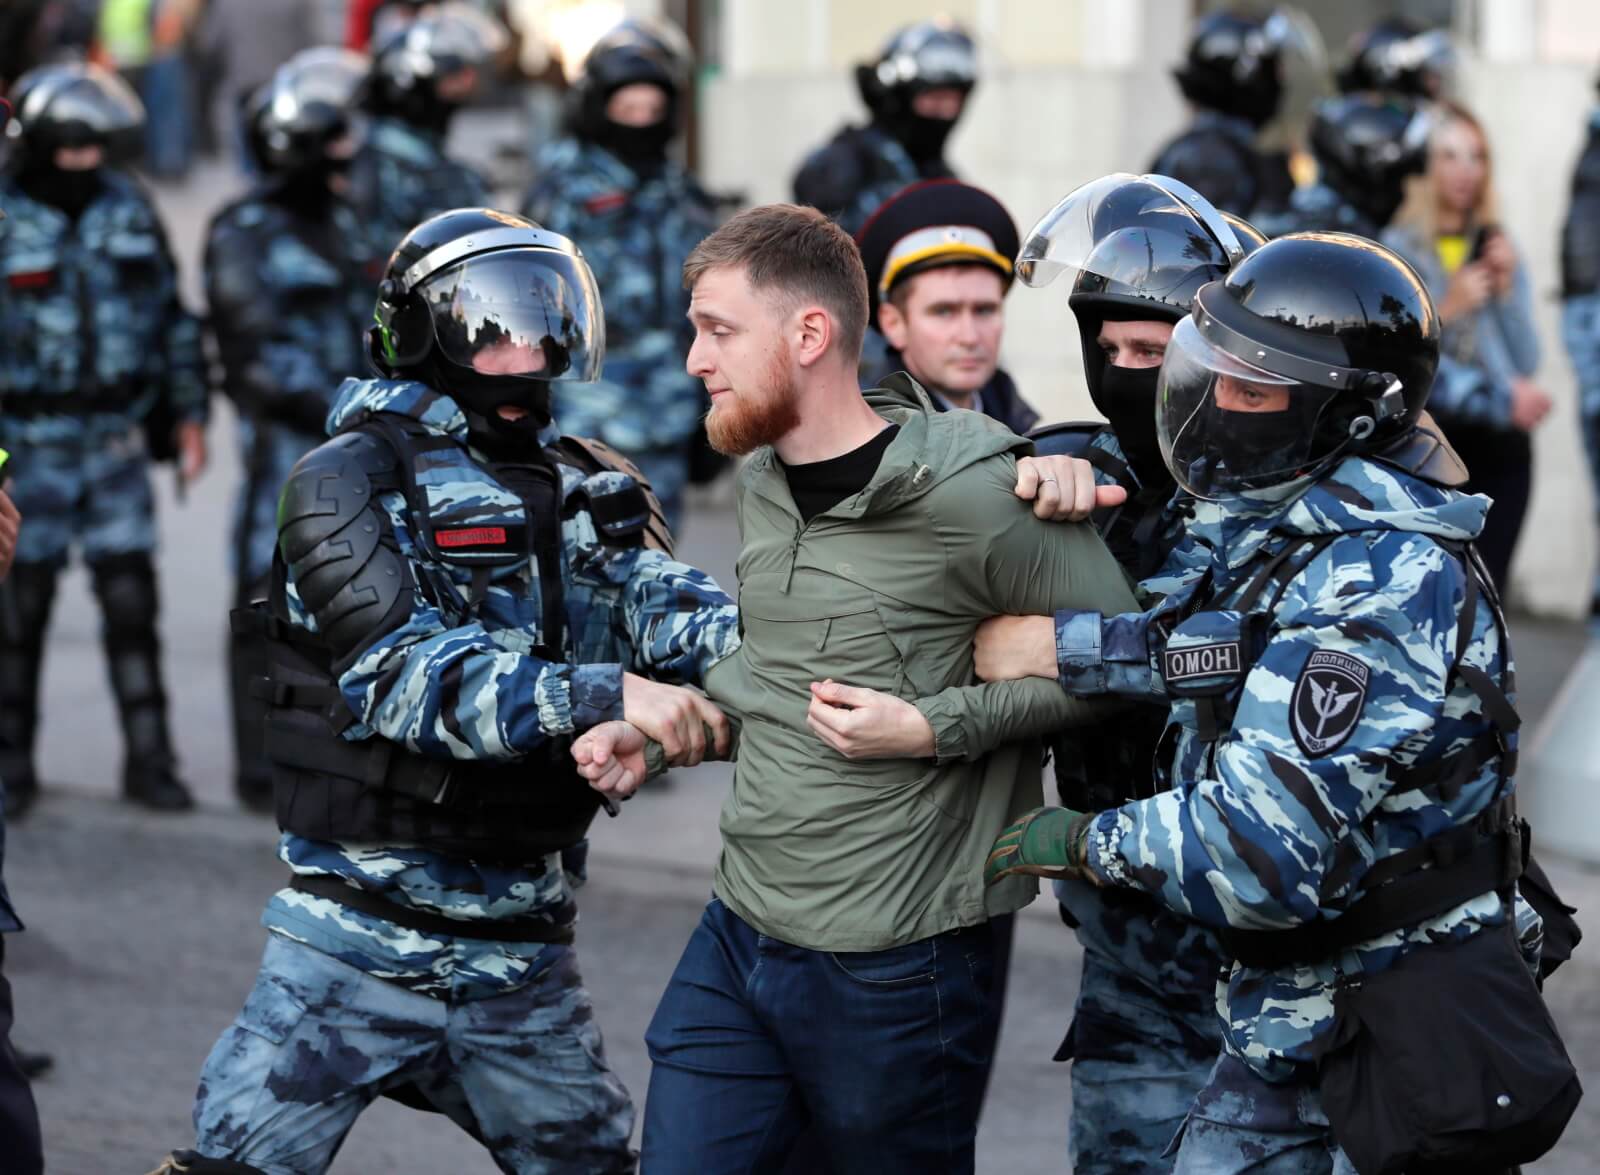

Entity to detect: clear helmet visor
[421,249,605,381]
[1156,315,1342,498]
[1015,173,1245,291]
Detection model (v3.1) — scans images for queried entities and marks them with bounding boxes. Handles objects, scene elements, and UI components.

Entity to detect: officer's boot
[228,577,273,814]
[146,1152,268,1174]
[0,562,59,821]
[89,553,193,811]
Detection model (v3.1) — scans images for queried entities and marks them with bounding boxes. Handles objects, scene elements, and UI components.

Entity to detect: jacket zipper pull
[783,524,802,593]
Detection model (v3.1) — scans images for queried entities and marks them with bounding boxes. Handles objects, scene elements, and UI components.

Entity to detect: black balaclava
[418,354,552,459]
[1202,402,1304,487]
[1095,363,1171,491]
[15,155,104,220]
[270,159,347,221]
[879,107,959,167]
[588,83,675,174]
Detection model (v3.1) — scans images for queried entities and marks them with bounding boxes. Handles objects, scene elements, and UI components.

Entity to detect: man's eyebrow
[688,308,733,326]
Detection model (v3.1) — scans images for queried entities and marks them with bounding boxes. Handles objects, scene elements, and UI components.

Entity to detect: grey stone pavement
[4,155,1600,1173]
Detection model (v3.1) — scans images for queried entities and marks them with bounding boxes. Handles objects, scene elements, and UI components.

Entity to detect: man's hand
[622,673,729,767]
[806,680,935,759]
[176,420,207,483]
[985,806,1096,886]
[573,720,649,799]
[1014,454,1127,522]
[974,614,1058,682]
[0,483,21,584]
[1510,376,1553,432]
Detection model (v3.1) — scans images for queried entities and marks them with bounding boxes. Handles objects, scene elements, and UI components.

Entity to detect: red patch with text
[437,527,508,548]
[7,270,54,290]
[583,191,628,215]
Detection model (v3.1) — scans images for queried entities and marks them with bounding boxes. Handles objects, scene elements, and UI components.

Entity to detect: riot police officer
[346,4,502,255]
[984,233,1572,1173]
[1336,17,1453,99]
[975,173,1264,1173]
[523,17,716,532]
[1148,10,1297,221]
[0,63,210,816]
[1264,90,1430,237]
[792,18,975,237]
[204,47,383,811]
[1560,76,1600,623]
[158,209,741,1175]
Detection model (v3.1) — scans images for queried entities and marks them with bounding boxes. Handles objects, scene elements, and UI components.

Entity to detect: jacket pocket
[738,569,907,698]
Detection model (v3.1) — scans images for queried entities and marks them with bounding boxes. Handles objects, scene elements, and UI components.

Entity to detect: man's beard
[704,351,802,456]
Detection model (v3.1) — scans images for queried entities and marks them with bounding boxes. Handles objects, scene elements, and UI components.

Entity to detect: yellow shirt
[1437,233,1470,276]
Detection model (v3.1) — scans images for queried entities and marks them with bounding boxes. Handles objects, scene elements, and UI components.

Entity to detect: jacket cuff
[568,663,624,731]
[1055,609,1106,695]
[1083,809,1128,888]
[913,695,969,764]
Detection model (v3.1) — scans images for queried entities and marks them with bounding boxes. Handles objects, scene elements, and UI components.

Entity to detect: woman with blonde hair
[1384,100,1551,590]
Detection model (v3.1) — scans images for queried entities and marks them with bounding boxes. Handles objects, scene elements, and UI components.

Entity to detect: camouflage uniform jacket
[346,116,490,260]
[264,377,740,999]
[791,122,955,239]
[1055,455,1537,1081]
[0,169,207,449]
[522,138,717,451]
[204,188,383,582]
[1147,111,1288,221]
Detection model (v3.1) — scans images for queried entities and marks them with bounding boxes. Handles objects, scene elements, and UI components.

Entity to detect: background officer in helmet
[1562,74,1600,624]
[0,62,210,818]
[523,17,716,533]
[854,178,1037,432]
[792,17,975,238]
[161,210,741,1174]
[974,173,1264,1174]
[1148,9,1300,221]
[1336,16,1454,100]
[346,3,503,254]
[983,232,1556,1171]
[203,47,384,813]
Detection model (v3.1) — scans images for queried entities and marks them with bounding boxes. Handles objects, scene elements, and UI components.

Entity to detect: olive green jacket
[701,376,1139,950]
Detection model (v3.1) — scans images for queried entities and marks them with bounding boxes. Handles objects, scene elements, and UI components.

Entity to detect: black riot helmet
[1173,9,1290,127]
[365,3,506,131]
[245,48,368,176]
[1157,231,1440,499]
[6,61,144,165]
[857,18,976,162]
[1017,173,1265,486]
[1307,92,1432,230]
[571,18,690,135]
[1336,18,1454,98]
[370,209,605,430]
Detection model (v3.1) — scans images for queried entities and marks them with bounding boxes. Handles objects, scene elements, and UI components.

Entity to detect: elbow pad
[277,432,415,662]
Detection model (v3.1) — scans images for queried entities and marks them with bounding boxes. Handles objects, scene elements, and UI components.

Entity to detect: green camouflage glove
[984,806,1095,886]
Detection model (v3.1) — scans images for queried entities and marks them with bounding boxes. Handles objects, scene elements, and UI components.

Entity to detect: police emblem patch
[1291,650,1369,757]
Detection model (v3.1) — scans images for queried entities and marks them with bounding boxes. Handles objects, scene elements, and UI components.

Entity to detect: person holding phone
[1384,100,1550,591]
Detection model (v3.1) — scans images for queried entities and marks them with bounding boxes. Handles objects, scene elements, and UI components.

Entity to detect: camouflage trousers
[1169,1053,1356,1175]
[191,933,636,1175]
[232,421,321,586]
[7,430,156,565]
[1064,950,1221,1173]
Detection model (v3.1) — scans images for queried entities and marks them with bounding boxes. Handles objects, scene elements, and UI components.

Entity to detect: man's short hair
[683,203,869,360]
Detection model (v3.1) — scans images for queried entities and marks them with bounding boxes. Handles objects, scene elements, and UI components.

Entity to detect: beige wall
[697,0,1600,617]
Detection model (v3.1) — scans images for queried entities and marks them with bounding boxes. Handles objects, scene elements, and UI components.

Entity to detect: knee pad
[147,1153,268,1175]
[90,552,160,641]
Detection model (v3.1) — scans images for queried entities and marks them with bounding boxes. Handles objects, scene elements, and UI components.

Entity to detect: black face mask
[1203,403,1302,486]
[593,118,674,170]
[880,112,958,165]
[272,160,345,219]
[16,161,104,219]
[421,355,553,436]
[1094,363,1171,490]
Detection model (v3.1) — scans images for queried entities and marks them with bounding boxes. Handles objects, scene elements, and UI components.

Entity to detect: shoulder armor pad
[551,435,674,555]
[1027,421,1109,459]
[278,432,411,660]
[1369,412,1470,489]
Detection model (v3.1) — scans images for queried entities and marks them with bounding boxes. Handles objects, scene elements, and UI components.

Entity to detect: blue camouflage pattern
[192,932,635,1174]
[792,123,949,239]
[204,191,382,586]
[263,376,740,998]
[1561,291,1600,615]
[0,169,208,565]
[1253,181,1376,240]
[1053,455,1538,1083]
[1051,429,1224,1172]
[1169,1053,1358,1174]
[523,138,719,529]
[346,116,491,262]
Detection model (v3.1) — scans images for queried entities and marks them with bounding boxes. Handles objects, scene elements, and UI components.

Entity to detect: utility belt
[286,873,575,944]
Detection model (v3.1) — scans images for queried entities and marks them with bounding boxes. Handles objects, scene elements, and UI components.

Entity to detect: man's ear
[878,300,908,353]
[794,304,834,369]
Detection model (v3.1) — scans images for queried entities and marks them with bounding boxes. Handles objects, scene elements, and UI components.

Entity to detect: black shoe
[234,772,274,815]
[123,760,195,812]
[15,1048,52,1080]
[2,763,39,822]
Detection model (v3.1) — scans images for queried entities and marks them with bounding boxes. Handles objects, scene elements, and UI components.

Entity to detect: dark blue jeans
[642,897,996,1175]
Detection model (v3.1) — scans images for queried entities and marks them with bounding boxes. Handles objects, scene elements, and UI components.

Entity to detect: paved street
[1,161,1598,1173]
